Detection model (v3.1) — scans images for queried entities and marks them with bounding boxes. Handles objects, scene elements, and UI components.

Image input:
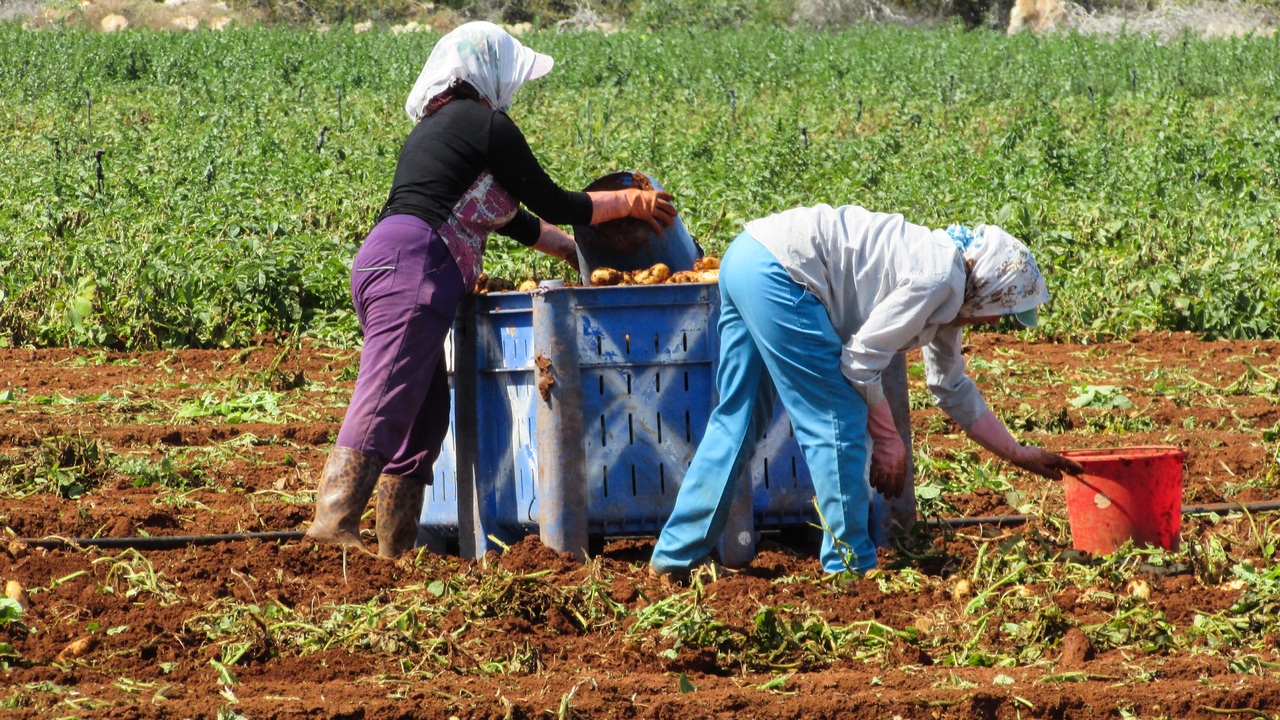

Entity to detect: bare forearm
[965,411,1022,463]
[965,410,1083,480]
[530,220,579,271]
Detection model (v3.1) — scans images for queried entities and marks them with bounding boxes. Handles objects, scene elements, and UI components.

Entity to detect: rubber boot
[304,446,381,552]
[376,474,425,558]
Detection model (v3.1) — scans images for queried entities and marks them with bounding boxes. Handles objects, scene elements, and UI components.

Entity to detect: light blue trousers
[651,232,878,574]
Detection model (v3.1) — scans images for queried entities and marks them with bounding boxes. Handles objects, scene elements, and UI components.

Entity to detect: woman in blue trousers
[651,204,1083,576]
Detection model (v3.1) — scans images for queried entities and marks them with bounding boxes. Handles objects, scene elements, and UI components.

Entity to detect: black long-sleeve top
[377,99,593,247]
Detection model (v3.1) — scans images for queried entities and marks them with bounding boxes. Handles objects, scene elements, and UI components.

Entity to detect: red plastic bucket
[1059,446,1187,555]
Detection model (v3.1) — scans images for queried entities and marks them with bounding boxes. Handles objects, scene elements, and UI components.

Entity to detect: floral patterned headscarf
[405,21,554,122]
[946,224,1050,326]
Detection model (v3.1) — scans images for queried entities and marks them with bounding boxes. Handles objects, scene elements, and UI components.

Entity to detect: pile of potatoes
[590,256,721,287]
[474,256,721,294]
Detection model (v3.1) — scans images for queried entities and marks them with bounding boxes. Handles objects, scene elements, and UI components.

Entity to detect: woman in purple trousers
[305,22,676,557]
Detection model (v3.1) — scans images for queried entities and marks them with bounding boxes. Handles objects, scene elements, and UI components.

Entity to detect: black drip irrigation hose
[16,500,1280,552]
[21,530,305,551]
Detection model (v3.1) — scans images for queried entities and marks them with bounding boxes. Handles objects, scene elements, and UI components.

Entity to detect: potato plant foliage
[1,26,1278,348]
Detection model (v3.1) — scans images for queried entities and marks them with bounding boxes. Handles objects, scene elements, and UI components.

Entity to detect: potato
[1126,578,1151,600]
[58,635,95,661]
[951,578,972,601]
[473,274,517,294]
[696,269,720,283]
[633,263,671,285]
[590,267,625,286]
[694,255,721,271]
[5,580,29,611]
[486,277,515,293]
[517,279,539,292]
[668,270,700,284]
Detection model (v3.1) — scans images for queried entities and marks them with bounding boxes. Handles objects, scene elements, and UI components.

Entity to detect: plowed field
[2,332,1279,719]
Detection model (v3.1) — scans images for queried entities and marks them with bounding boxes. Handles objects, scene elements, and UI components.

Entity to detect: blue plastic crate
[419,292,540,548]
[420,283,820,557]
[568,284,721,536]
[419,326,459,539]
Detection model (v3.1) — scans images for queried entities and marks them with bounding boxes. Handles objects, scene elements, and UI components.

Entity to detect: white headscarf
[404,21,554,122]
[946,224,1051,320]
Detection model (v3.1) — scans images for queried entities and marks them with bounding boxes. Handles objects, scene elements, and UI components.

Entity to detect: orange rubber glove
[587,189,677,233]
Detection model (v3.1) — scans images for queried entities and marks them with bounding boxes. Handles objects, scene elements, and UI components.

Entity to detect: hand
[1011,446,1085,481]
[625,189,677,233]
[869,433,906,499]
[866,398,906,498]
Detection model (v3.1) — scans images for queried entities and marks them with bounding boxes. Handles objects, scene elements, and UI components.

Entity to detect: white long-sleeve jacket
[745,203,988,430]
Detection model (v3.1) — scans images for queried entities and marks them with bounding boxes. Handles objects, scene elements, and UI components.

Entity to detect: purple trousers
[335,215,466,482]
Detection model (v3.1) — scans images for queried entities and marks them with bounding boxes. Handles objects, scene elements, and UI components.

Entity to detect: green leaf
[0,598,23,624]
[916,485,942,501]
[209,658,239,686]
[678,672,697,693]
[1069,385,1134,410]
[756,672,793,691]
[223,641,253,665]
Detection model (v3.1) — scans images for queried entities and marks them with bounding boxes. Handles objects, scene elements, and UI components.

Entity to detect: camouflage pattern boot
[304,446,381,552]
[375,474,425,558]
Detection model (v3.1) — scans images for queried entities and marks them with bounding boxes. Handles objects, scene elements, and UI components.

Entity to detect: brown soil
[2,331,1280,718]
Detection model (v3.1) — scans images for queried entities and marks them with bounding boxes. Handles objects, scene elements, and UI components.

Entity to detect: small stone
[100,14,129,32]
[7,539,29,560]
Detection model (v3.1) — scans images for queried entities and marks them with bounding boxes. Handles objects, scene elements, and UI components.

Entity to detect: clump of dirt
[1057,626,1094,669]
[494,533,579,574]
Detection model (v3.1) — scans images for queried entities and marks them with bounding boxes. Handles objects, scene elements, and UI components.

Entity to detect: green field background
[2,25,1278,348]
